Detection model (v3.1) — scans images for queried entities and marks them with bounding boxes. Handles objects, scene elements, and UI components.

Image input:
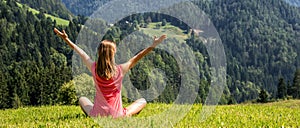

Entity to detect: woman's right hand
[152,35,167,47]
[54,28,68,40]
[54,28,75,49]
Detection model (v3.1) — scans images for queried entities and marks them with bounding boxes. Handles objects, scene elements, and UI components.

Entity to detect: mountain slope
[17,0,73,20]
[61,0,110,16]
[0,0,77,108]
[16,2,69,25]
[201,0,300,101]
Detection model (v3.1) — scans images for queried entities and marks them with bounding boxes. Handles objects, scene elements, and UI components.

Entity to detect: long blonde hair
[96,40,117,79]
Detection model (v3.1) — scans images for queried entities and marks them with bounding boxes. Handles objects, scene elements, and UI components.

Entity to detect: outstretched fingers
[54,28,62,35]
[54,28,68,39]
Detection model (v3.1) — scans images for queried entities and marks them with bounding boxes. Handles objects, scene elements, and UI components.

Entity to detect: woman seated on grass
[54,28,166,118]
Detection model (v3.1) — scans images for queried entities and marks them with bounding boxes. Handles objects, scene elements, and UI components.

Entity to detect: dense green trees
[196,0,300,102]
[277,77,287,99]
[258,88,269,103]
[0,1,77,108]
[290,69,300,98]
[277,69,300,100]
[17,0,72,20]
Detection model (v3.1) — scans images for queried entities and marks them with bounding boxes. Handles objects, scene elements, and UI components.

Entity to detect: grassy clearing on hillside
[1,100,300,127]
[16,2,69,26]
[140,22,189,43]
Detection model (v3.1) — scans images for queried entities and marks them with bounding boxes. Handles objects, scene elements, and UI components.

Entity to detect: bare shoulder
[119,62,130,76]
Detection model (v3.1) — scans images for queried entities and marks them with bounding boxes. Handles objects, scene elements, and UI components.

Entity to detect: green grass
[140,22,189,43]
[16,2,69,26]
[1,100,300,127]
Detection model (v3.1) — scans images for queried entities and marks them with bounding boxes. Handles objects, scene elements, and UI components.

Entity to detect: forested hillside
[0,0,80,108]
[17,0,72,20]
[197,0,300,102]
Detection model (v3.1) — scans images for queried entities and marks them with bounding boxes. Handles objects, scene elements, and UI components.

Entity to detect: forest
[0,0,300,109]
[17,0,73,20]
[0,0,80,108]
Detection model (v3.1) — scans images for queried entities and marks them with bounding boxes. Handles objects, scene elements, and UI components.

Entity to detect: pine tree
[0,71,10,108]
[291,69,300,99]
[258,88,268,103]
[277,77,287,99]
[287,80,293,97]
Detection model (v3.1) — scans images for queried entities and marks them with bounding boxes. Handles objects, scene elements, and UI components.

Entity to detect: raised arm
[54,28,93,72]
[121,35,167,75]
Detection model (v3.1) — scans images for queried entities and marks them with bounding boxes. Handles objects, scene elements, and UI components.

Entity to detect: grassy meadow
[16,2,70,26]
[1,100,299,127]
[140,22,189,43]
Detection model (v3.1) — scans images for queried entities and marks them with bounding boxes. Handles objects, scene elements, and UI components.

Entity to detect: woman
[54,28,166,118]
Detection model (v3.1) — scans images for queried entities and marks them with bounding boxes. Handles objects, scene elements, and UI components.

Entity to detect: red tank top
[89,62,126,118]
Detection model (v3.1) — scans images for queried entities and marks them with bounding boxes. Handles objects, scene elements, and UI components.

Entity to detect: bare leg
[79,97,93,116]
[125,98,147,116]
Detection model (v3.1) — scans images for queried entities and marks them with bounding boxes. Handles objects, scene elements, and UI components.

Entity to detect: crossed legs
[78,97,147,117]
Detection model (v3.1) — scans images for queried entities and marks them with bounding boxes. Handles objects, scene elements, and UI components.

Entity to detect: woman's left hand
[152,35,167,47]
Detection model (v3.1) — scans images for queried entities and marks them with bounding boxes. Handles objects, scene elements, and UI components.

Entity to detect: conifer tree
[277,77,287,99]
[291,69,300,98]
[258,88,268,103]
